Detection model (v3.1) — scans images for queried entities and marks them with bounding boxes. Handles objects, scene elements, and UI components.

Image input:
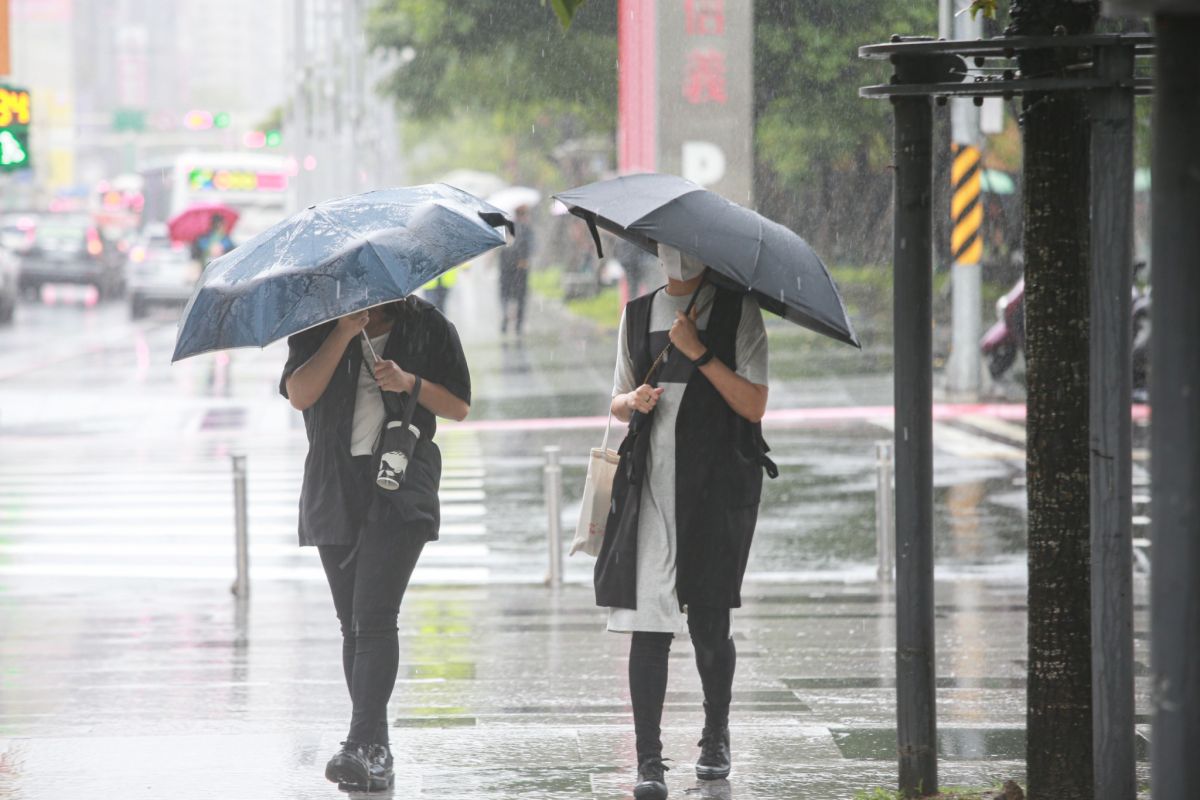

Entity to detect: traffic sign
[0,84,31,172]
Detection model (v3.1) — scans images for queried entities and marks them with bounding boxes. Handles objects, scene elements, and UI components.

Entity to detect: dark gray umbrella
[172,184,512,362]
[553,173,859,347]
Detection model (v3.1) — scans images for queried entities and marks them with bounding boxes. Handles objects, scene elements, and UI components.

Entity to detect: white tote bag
[570,416,620,557]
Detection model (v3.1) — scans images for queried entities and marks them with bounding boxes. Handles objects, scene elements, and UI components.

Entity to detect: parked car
[0,245,18,324]
[128,235,200,320]
[17,214,123,300]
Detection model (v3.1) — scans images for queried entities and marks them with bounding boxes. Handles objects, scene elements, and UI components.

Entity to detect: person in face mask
[600,243,772,799]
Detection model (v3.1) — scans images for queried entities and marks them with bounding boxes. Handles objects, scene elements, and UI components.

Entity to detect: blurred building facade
[7,0,285,205]
[283,0,402,208]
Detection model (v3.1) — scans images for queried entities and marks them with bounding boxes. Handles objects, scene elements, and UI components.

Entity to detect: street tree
[1007,2,1099,798]
[367,0,617,185]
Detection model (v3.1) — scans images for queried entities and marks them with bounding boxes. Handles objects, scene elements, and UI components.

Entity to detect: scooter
[982,264,1151,389]
[981,277,1024,380]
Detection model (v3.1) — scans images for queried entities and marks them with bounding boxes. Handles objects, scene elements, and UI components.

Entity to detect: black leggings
[629,607,736,761]
[318,517,425,746]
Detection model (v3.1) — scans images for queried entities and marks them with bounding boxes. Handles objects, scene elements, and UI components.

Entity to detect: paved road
[0,266,1078,587]
[0,266,1153,798]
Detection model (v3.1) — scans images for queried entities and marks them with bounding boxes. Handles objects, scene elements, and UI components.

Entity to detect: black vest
[595,285,774,611]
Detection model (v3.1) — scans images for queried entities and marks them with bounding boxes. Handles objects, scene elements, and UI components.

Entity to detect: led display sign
[187,168,287,193]
[0,84,31,172]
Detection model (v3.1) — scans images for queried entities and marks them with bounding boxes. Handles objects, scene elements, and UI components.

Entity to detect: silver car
[128,239,201,320]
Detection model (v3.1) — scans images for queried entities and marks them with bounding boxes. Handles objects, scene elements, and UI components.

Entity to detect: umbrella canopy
[168,203,239,243]
[554,173,859,348]
[486,186,542,215]
[172,184,512,362]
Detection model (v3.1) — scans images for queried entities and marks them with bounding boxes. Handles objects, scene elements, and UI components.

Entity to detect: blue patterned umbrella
[172,184,512,362]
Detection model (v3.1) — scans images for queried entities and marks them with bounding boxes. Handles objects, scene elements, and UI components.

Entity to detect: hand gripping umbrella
[553,173,859,348]
[171,184,513,362]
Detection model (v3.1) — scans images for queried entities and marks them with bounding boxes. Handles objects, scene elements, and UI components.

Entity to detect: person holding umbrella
[498,204,534,336]
[606,244,770,798]
[171,185,512,793]
[281,297,471,792]
[555,174,859,799]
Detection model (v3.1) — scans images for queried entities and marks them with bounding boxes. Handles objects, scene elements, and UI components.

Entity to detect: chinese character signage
[0,84,31,172]
[618,1,753,204]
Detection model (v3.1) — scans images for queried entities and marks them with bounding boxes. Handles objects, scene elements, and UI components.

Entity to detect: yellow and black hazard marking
[951,144,983,266]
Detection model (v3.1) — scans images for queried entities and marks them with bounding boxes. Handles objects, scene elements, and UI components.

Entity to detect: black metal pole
[1150,14,1200,800]
[891,56,938,798]
[1087,42,1136,800]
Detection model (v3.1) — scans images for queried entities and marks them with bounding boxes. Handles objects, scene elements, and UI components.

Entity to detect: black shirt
[279,297,471,546]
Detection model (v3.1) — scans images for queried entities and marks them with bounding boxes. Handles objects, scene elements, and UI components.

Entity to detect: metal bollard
[232,454,250,598]
[544,446,563,589]
[875,441,896,582]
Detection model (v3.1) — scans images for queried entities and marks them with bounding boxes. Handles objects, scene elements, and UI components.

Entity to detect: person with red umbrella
[194,214,234,266]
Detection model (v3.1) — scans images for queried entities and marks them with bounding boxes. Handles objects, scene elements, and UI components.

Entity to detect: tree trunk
[1008,3,1099,798]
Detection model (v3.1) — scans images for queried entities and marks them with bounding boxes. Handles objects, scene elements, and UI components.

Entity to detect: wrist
[691,348,715,367]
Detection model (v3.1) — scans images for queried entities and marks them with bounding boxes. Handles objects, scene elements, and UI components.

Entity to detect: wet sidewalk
[0,574,1151,799]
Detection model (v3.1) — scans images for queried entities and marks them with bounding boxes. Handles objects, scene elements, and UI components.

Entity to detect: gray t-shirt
[608,285,768,633]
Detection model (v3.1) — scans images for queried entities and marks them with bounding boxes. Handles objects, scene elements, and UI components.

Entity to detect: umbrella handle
[361,330,380,362]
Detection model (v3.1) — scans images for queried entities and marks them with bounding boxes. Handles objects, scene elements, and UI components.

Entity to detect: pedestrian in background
[498,204,534,336]
[280,297,471,792]
[600,244,773,800]
[194,214,233,267]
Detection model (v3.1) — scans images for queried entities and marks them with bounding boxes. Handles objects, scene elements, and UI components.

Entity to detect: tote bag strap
[640,273,713,387]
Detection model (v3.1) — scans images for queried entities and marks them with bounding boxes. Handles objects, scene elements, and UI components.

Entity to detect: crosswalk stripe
[0,563,491,583]
[0,429,494,584]
[0,521,487,538]
[1,503,487,522]
[0,542,489,560]
[0,489,487,504]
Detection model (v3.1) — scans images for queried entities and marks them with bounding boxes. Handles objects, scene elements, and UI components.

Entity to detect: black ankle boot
[366,743,395,791]
[634,755,669,799]
[325,741,370,790]
[696,723,731,780]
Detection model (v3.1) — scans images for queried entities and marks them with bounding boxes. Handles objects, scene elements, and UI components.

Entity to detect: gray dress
[607,285,768,634]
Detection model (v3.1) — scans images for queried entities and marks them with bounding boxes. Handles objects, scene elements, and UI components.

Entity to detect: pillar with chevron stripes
[952,144,984,267]
[945,4,984,398]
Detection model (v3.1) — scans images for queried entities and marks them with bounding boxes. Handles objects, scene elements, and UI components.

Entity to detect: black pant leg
[514,269,528,332]
[687,606,735,728]
[345,527,426,746]
[318,545,358,696]
[629,631,673,761]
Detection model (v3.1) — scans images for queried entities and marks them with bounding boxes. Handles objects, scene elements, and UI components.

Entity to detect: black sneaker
[325,741,370,790]
[695,726,731,780]
[366,743,395,792]
[634,755,669,800]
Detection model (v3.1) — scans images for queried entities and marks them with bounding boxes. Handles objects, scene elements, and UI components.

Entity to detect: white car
[128,241,200,320]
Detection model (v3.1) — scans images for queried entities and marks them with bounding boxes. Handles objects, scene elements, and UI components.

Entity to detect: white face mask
[658,244,705,281]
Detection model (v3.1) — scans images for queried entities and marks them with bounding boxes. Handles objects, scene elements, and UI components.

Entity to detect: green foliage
[368,0,616,186]
[546,0,588,29]
[529,266,621,329]
[755,2,935,187]
[754,2,938,264]
[368,1,616,134]
[969,0,1000,20]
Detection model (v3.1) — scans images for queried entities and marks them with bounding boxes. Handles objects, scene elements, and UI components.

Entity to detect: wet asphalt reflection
[0,269,1152,797]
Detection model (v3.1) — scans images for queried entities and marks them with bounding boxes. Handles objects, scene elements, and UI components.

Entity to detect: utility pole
[1100,4,1200,800]
[947,3,984,398]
